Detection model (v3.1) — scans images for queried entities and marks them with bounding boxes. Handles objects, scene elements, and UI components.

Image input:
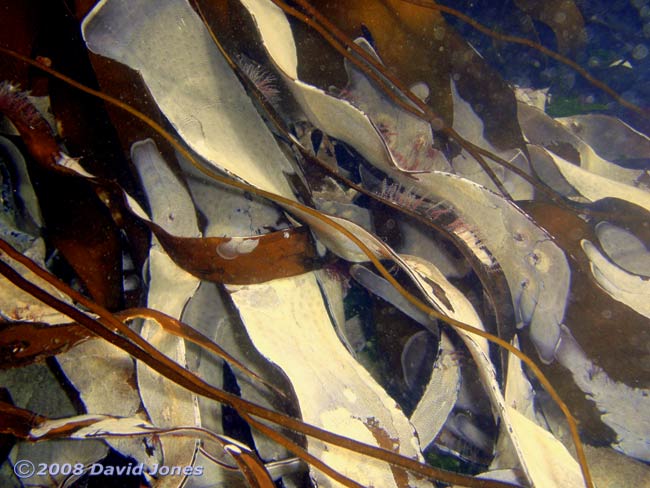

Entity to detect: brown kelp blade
[101,168,320,285]
[0,321,93,369]
[145,222,318,284]
[0,82,123,309]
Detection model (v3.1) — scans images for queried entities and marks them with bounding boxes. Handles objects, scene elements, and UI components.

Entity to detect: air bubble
[633,44,649,60]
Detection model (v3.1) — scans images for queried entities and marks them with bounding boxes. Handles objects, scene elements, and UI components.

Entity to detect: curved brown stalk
[467,141,625,220]
[401,0,649,117]
[0,47,593,488]
[0,238,515,488]
[239,412,365,488]
[115,308,288,401]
